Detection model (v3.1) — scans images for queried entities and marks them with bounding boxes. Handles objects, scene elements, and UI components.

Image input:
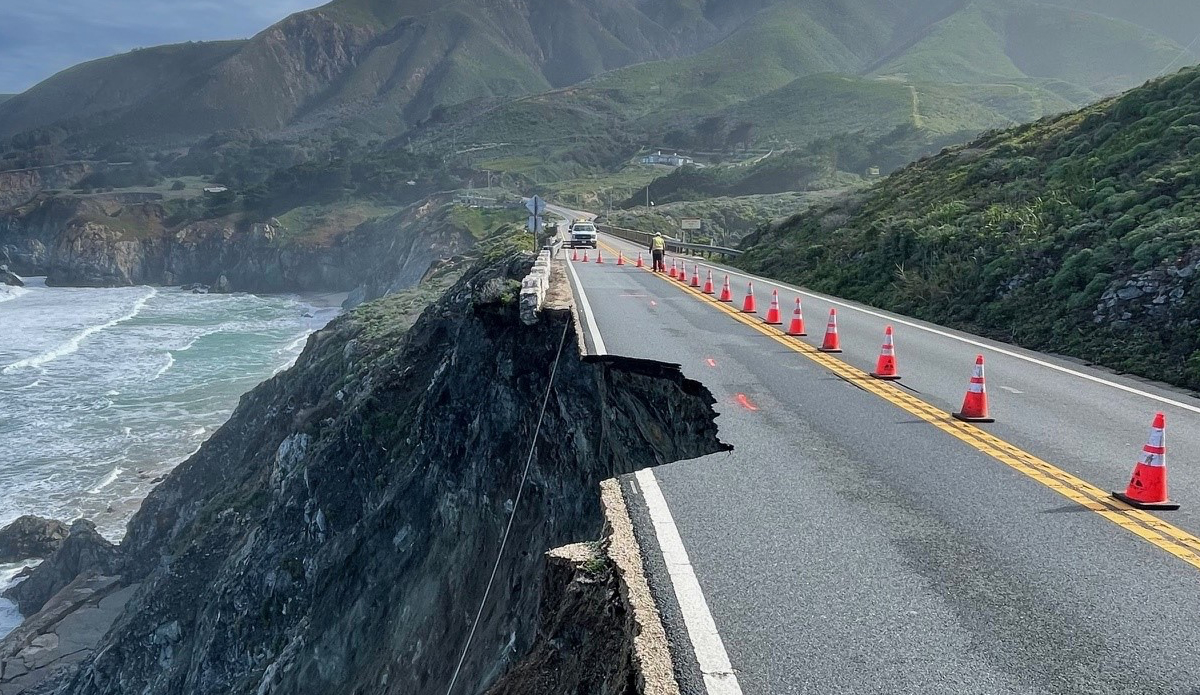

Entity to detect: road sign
[681,218,702,230]
[526,196,546,216]
[527,216,543,233]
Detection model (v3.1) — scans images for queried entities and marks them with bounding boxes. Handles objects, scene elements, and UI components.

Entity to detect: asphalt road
[552,205,1200,694]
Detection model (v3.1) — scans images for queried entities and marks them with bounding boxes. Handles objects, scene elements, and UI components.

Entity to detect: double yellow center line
[598,240,1200,571]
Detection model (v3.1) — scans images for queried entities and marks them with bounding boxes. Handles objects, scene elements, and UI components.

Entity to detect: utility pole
[645,185,650,209]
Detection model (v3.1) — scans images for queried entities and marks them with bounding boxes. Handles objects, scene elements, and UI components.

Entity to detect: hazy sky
[0,1,320,94]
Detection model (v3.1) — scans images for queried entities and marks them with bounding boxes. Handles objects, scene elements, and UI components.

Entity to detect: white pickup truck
[566,221,598,249]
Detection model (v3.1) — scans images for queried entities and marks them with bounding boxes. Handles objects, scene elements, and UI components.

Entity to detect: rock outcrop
[0,518,68,564]
[1092,253,1199,330]
[0,246,726,695]
[485,543,635,695]
[0,164,93,210]
[3,521,123,616]
[0,266,22,287]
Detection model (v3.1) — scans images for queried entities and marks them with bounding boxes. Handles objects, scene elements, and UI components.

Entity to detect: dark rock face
[0,163,94,210]
[3,521,124,616]
[0,268,21,287]
[16,251,723,695]
[0,517,68,563]
[485,543,635,695]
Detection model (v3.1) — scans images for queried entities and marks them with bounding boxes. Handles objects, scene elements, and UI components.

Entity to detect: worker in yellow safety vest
[650,232,666,273]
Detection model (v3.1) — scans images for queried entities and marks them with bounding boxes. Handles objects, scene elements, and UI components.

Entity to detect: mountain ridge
[3,0,1194,149]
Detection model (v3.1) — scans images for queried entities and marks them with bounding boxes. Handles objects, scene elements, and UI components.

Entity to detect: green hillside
[424,0,1196,187]
[0,41,244,139]
[0,0,737,143]
[737,65,1200,389]
[872,1,1182,95]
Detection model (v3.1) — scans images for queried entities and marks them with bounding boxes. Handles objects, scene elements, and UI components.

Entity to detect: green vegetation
[447,206,525,240]
[621,152,861,207]
[873,2,1181,93]
[534,164,663,210]
[601,193,832,245]
[353,264,466,347]
[275,202,404,246]
[737,65,1200,389]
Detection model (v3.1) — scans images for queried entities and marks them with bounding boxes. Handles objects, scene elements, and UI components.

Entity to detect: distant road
[553,202,1200,694]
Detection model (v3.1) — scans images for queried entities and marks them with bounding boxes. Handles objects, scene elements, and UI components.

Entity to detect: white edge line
[635,469,743,695]
[564,249,608,356]
[596,231,1200,416]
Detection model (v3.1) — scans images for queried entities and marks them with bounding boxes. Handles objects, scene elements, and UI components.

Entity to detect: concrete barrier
[520,249,553,325]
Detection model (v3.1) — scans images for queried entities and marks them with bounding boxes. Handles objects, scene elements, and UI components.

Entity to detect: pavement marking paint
[735,394,759,411]
[999,386,1025,394]
[635,469,745,695]
[600,240,1200,571]
[564,254,608,356]
[599,233,1200,416]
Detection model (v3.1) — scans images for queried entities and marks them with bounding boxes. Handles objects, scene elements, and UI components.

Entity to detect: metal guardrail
[596,225,743,259]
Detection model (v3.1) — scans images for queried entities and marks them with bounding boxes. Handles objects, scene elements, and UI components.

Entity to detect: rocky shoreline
[0,247,725,695]
[0,193,477,301]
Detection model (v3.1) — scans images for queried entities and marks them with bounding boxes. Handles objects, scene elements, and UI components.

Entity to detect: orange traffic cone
[582,250,589,263]
[787,298,806,336]
[669,261,678,279]
[764,290,783,325]
[572,249,579,262]
[870,326,900,380]
[617,251,625,266]
[719,276,733,303]
[952,355,994,423]
[703,270,715,295]
[690,265,701,288]
[741,282,757,313]
[596,250,604,264]
[1113,412,1178,510]
[819,309,842,353]
[636,252,644,268]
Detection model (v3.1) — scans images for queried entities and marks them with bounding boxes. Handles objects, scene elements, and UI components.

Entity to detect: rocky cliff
[0,193,478,297]
[0,164,93,210]
[0,247,725,694]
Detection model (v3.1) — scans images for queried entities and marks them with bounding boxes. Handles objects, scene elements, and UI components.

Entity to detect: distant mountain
[0,95,13,105]
[418,0,1198,176]
[0,0,1195,153]
[0,0,754,144]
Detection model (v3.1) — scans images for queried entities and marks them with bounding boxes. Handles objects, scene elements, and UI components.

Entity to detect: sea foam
[3,287,159,373]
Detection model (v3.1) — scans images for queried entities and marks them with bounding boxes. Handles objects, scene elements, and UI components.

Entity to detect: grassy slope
[0,0,710,143]
[0,41,245,138]
[433,0,1193,187]
[600,192,831,243]
[737,65,1200,388]
[873,1,1186,95]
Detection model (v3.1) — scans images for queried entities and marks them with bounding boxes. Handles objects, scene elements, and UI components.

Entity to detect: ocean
[0,279,340,639]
